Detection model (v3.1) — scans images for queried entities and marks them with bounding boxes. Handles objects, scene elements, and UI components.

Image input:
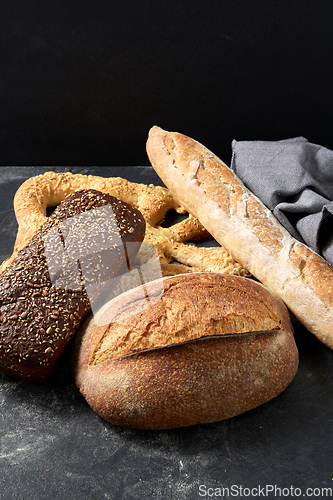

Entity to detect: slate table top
[0,166,332,500]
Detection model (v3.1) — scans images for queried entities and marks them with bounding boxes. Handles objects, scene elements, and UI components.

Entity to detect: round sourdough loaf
[72,272,298,429]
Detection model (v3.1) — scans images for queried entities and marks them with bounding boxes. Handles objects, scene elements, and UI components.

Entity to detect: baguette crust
[146,126,333,350]
[72,273,298,429]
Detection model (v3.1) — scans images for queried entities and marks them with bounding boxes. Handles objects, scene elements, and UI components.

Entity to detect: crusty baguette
[146,126,333,350]
[72,272,298,430]
[0,189,145,383]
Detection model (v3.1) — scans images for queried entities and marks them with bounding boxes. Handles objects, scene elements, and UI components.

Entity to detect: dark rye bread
[0,189,146,383]
[72,273,298,429]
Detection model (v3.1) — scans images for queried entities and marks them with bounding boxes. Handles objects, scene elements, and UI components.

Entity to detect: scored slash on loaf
[146,126,333,351]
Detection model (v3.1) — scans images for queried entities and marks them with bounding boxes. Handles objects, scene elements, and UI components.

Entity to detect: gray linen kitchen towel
[230,137,333,266]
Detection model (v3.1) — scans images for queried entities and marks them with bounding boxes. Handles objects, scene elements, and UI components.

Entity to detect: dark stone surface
[0,167,332,499]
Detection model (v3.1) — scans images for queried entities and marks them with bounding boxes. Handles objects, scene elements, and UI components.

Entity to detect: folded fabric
[230,137,333,266]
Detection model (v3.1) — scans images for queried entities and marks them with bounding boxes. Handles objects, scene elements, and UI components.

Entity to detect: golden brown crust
[73,332,298,430]
[83,273,293,363]
[1,170,248,278]
[146,126,333,350]
[289,241,333,306]
[72,273,298,429]
[146,127,286,257]
[13,171,179,244]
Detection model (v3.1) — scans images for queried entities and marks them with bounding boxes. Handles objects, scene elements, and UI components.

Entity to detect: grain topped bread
[72,272,298,429]
[0,189,146,383]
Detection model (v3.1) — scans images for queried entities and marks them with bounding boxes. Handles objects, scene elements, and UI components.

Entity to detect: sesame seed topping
[0,187,145,382]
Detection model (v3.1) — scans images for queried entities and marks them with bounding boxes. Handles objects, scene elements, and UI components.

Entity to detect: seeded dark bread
[0,189,146,383]
[72,272,298,430]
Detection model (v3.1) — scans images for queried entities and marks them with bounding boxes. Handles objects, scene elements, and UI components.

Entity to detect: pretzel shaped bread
[0,171,248,277]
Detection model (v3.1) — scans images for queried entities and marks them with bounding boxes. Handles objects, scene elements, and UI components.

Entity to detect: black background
[1,0,333,167]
